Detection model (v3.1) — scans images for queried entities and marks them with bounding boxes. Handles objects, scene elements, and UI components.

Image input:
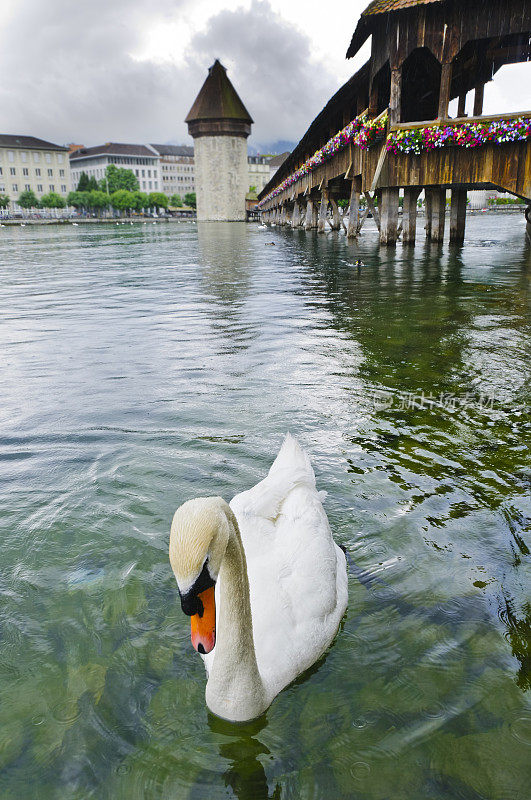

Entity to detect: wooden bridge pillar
[347,178,361,238]
[318,188,329,233]
[312,198,319,228]
[329,198,341,231]
[379,187,399,245]
[425,187,446,241]
[438,62,453,119]
[473,83,485,116]
[402,187,421,244]
[450,189,467,244]
[389,67,402,125]
[304,198,315,230]
[525,206,531,244]
[291,201,300,228]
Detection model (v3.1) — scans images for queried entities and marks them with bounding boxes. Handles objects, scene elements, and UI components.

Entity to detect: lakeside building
[69,143,160,193]
[150,144,195,197]
[247,155,271,193]
[0,135,70,209]
[69,137,285,202]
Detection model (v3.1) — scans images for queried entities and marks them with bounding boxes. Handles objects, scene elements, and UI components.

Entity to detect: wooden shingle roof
[185,60,253,124]
[347,0,444,57]
[361,0,443,16]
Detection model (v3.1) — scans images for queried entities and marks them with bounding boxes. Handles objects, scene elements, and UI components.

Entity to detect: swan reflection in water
[207,713,280,800]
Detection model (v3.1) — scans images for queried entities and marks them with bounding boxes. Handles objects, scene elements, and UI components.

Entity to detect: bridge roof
[259,61,370,201]
[347,0,444,57]
[362,0,442,16]
[185,60,253,124]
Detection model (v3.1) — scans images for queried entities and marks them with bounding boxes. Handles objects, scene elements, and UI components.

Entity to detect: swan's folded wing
[230,434,316,522]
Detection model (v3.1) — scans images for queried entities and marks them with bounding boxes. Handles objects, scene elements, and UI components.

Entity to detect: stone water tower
[186,60,253,221]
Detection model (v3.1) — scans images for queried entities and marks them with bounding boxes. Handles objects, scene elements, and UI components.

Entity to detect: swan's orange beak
[191,586,216,654]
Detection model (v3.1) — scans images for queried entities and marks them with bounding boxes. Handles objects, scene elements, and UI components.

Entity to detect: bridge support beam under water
[318,189,329,233]
[329,198,341,231]
[347,178,361,238]
[402,187,421,245]
[450,189,468,245]
[304,198,317,230]
[426,188,446,242]
[379,187,399,245]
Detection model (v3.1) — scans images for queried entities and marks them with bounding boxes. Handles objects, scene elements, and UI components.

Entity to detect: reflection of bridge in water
[259,0,531,246]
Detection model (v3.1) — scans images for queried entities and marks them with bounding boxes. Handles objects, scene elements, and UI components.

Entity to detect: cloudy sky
[0,0,530,151]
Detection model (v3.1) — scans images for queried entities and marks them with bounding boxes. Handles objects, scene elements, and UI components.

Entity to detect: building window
[59,169,65,177]
[61,185,66,193]
[49,184,54,191]
[33,152,40,163]
[8,151,14,162]
[12,183,17,192]
[23,168,29,176]
[45,153,52,163]
[0,167,2,175]
[148,170,151,178]
[35,168,41,176]
[48,169,53,177]
[58,154,63,163]
[37,184,43,192]
[25,184,31,191]
[10,167,16,175]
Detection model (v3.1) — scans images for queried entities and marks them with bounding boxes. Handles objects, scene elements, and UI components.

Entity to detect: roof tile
[362,0,443,15]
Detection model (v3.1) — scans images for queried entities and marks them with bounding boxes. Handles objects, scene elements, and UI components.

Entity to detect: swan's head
[169,497,230,655]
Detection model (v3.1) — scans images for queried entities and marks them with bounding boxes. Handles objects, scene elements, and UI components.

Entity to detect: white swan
[169,434,348,722]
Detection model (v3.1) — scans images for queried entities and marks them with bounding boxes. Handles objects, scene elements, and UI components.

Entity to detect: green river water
[0,217,530,799]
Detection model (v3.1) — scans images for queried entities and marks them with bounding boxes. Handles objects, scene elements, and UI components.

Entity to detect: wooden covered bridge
[258,0,531,245]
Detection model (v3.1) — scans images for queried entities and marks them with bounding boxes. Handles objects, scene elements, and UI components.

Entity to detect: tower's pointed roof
[186,60,253,124]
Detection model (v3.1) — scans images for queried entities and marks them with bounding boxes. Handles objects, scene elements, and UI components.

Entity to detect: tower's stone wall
[194,135,248,221]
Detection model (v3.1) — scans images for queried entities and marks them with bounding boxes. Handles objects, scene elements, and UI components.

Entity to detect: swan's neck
[206,511,267,721]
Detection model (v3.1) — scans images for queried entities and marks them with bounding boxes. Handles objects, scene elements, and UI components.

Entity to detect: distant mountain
[247,139,296,156]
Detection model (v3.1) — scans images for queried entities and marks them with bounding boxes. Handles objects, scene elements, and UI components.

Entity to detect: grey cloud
[0,0,343,148]
[189,1,340,147]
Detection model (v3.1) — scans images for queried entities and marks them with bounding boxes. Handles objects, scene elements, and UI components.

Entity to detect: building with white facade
[69,143,160,194]
[0,135,70,208]
[247,155,271,193]
[150,144,195,198]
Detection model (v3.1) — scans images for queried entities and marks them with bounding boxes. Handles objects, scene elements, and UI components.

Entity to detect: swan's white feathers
[230,433,316,522]
[227,437,347,698]
[196,434,348,717]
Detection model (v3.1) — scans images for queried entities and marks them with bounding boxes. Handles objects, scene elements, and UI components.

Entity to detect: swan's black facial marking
[179,560,215,617]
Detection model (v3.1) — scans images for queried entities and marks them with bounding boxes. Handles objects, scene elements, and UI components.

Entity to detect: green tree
[77,172,90,191]
[87,176,99,192]
[170,193,183,207]
[88,190,110,216]
[248,185,257,194]
[67,191,85,209]
[18,189,39,210]
[184,192,196,209]
[131,191,149,212]
[148,192,168,212]
[105,164,139,193]
[0,194,10,209]
[40,192,66,209]
[110,189,135,215]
